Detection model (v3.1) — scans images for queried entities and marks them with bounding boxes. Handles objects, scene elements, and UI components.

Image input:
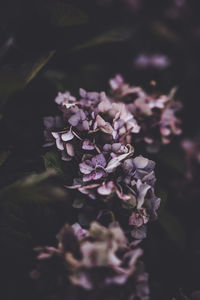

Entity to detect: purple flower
[32,222,149,297]
[79,153,107,182]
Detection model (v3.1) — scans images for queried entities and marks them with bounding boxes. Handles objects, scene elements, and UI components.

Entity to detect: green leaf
[0,51,55,109]
[43,150,63,175]
[38,1,88,28]
[0,150,10,167]
[26,50,55,84]
[72,27,134,52]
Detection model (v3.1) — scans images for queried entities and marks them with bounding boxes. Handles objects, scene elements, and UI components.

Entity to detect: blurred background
[0,0,200,299]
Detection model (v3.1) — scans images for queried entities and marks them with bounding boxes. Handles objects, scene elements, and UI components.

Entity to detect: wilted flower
[31,222,149,299]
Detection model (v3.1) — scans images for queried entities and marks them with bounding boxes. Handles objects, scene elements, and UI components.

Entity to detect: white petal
[56,138,64,150]
[52,132,59,139]
[61,131,74,141]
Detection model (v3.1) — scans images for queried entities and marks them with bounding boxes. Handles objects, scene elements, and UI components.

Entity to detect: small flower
[79,153,107,182]
[55,91,76,108]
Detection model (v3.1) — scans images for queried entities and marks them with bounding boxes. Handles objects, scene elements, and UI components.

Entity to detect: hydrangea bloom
[31,222,149,300]
[109,74,182,148]
[43,81,163,240]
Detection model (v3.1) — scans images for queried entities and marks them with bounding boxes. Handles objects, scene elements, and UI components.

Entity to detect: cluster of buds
[31,222,149,300]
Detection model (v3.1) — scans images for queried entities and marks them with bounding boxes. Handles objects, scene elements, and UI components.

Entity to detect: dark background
[0,0,200,299]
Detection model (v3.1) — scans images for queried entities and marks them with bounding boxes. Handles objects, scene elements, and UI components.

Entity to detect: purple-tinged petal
[91,153,106,168]
[68,113,80,127]
[103,144,112,152]
[97,181,114,195]
[79,88,87,98]
[133,156,149,169]
[83,170,105,182]
[79,161,93,175]
[82,140,95,150]
[96,115,113,135]
[79,120,90,131]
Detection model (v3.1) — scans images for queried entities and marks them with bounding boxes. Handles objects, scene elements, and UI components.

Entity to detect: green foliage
[43,150,64,175]
[72,27,134,52]
[26,51,55,84]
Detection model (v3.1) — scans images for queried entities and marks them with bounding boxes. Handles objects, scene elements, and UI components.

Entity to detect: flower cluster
[109,74,182,148]
[39,76,183,298]
[43,82,163,240]
[31,222,149,300]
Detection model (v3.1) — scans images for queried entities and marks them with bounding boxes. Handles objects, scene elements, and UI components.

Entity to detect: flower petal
[97,181,114,195]
[56,138,64,150]
[79,161,93,175]
[82,140,95,150]
[66,143,75,157]
[61,131,74,141]
[91,153,106,168]
[133,156,149,169]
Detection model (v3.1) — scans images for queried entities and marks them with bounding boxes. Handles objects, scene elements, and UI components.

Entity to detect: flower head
[31,222,149,299]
